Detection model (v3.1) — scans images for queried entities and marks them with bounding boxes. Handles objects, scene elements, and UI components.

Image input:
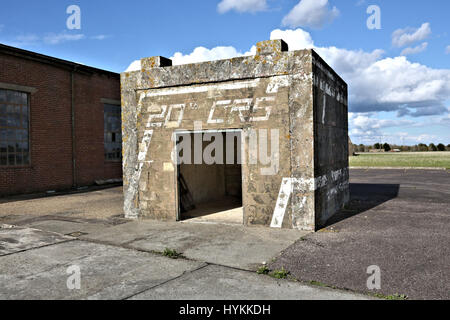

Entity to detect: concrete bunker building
[121,39,349,231]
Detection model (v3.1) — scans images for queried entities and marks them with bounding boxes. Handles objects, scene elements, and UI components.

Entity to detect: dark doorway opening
[176,130,243,224]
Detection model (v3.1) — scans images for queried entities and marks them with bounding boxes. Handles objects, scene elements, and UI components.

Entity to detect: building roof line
[0,43,119,78]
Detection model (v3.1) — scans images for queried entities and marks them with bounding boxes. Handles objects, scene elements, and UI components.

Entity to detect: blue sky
[1,0,449,145]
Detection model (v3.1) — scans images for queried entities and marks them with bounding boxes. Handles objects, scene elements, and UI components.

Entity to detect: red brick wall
[0,52,121,196]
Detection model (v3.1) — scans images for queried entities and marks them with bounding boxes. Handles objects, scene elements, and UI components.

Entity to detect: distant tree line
[351,143,450,153]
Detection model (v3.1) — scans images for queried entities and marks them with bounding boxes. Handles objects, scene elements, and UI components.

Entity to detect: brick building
[0,44,122,196]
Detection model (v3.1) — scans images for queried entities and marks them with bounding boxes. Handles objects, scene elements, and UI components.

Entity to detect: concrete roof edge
[310,49,347,87]
[122,49,315,90]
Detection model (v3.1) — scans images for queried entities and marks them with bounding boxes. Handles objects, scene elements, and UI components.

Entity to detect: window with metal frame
[0,89,30,166]
[104,103,122,161]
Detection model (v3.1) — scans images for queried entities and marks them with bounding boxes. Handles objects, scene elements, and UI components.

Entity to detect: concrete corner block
[141,56,172,70]
[256,39,289,55]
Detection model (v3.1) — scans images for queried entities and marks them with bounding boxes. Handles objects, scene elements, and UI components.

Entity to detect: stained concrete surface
[0,225,71,256]
[182,197,243,225]
[0,232,368,300]
[3,187,364,300]
[184,206,243,225]
[0,221,365,300]
[0,186,124,224]
[79,220,306,271]
[270,169,450,300]
[0,237,204,300]
[0,187,306,271]
[130,264,371,300]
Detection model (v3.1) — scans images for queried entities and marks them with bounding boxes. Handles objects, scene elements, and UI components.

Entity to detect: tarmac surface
[270,169,450,300]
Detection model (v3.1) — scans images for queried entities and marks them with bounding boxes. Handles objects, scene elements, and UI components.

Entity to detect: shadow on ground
[0,184,123,205]
[324,183,400,228]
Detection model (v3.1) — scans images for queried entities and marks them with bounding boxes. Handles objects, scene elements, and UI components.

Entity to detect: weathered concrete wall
[312,51,350,228]
[180,135,227,204]
[121,39,348,231]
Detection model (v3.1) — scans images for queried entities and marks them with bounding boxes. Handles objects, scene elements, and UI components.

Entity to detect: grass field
[349,152,450,169]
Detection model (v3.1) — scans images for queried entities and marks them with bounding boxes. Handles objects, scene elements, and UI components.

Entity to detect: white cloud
[340,56,450,114]
[348,113,445,145]
[392,23,431,48]
[265,28,450,118]
[125,29,313,71]
[400,42,428,56]
[217,0,267,14]
[446,45,450,54]
[8,31,109,46]
[125,60,141,72]
[124,27,450,123]
[12,32,85,45]
[270,28,314,50]
[282,0,339,29]
[43,32,85,45]
[350,113,414,132]
[125,45,256,72]
[171,45,255,65]
[314,46,384,75]
[15,34,40,45]
[90,34,110,40]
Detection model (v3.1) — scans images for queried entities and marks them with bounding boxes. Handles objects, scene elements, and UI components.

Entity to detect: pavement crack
[121,263,210,300]
[0,239,76,258]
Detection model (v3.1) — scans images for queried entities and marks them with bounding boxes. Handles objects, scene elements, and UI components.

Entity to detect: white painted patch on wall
[266,75,290,94]
[139,77,282,127]
[271,178,293,228]
[124,112,155,218]
[207,100,231,124]
[146,106,167,128]
[138,130,154,163]
[322,95,326,124]
[165,104,185,128]
[270,168,348,228]
[138,78,261,98]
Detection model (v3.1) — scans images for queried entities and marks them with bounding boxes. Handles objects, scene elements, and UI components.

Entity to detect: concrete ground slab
[130,264,371,300]
[0,186,124,224]
[270,169,450,300]
[0,239,204,300]
[19,218,123,237]
[0,225,71,256]
[184,207,244,225]
[80,220,307,270]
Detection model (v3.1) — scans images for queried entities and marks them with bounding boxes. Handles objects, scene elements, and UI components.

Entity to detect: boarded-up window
[0,89,30,166]
[104,103,122,161]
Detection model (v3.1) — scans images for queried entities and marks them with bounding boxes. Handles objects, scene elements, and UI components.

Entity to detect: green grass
[162,248,182,259]
[371,293,409,300]
[256,266,270,275]
[270,267,289,279]
[350,152,450,169]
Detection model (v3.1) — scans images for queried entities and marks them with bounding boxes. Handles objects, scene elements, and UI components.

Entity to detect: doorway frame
[173,128,244,223]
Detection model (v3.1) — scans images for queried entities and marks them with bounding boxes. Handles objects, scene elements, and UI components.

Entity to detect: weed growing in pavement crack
[162,248,182,259]
[271,267,289,279]
[257,266,270,275]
